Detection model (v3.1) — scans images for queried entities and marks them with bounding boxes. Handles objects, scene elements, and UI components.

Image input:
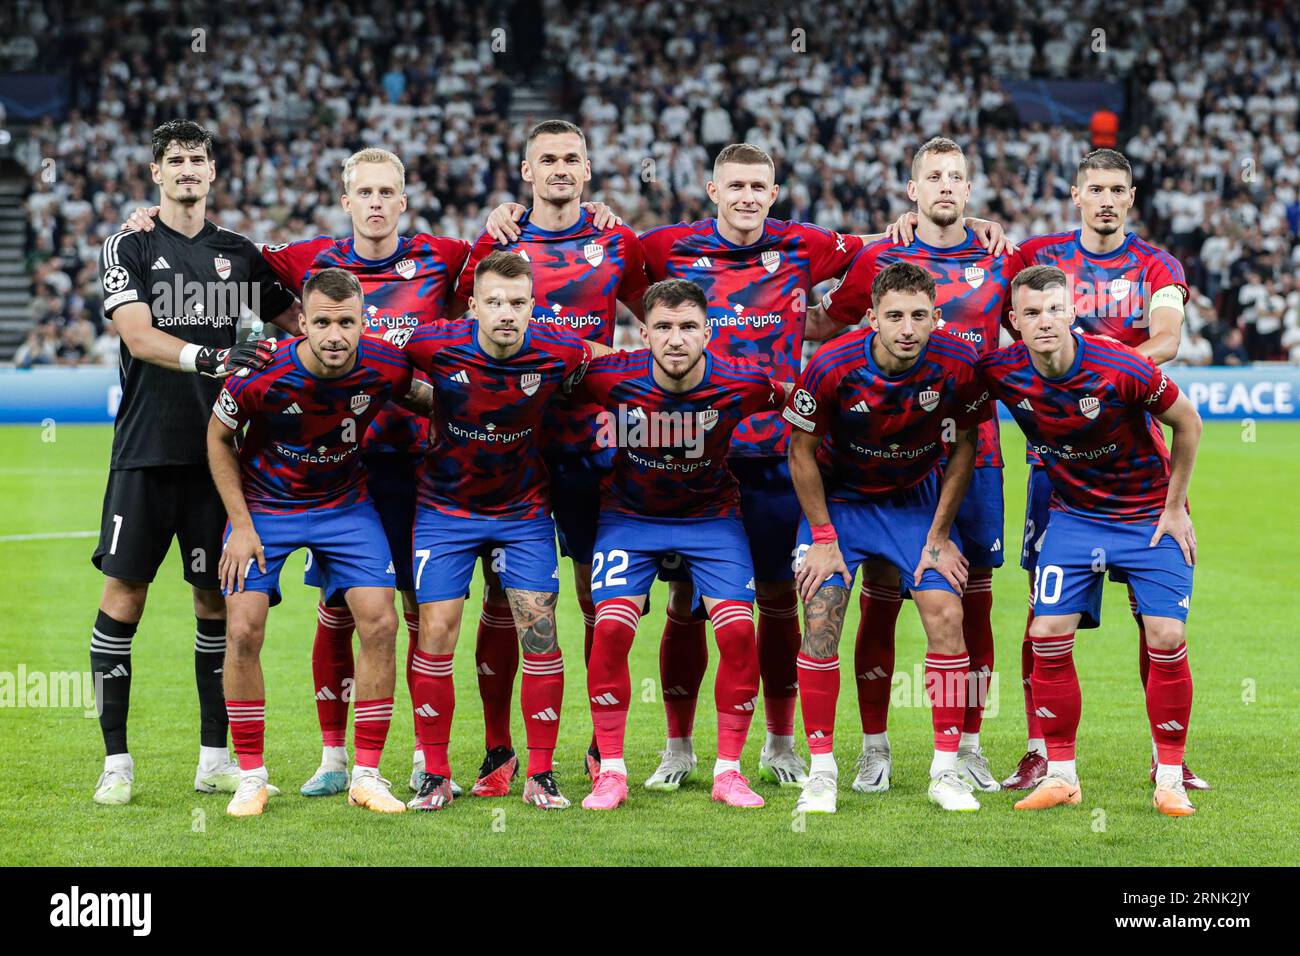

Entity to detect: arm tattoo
[507,589,559,654]
[801,587,848,658]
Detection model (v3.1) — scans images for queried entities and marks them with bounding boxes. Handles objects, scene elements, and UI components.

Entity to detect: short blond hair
[911,136,967,180]
[341,148,406,193]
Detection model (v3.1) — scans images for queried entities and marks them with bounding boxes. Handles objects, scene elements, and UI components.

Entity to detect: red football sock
[312,602,354,748]
[353,697,393,770]
[660,608,708,739]
[756,592,800,735]
[587,598,640,761]
[579,597,596,663]
[403,610,419,736]
[797,653,839,755]
[1146,642,1192,765]
[410,650,455,777]
[520,650,564,775]
[709,600,758,761]
[855,582,901,734]
[924,653,969,753]
[1021,603,1042,739]
[1131,588,1151,688]
[1029,633,1080,762]
[227,699,266,771]
[961,571,995,734]
[475,599,518,751]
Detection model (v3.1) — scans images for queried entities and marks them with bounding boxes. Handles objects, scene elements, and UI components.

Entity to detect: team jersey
[1014,230,1186,467]
[783,327,991,500]
[98,221,296,469]
[640,218,862,459]
[398,318,592,519]
[457,208,648,456]
[213,336,413,515]
[569,350,783,519]
[979,331,1180,523]
[819,229,1020,468]
[260,233,471,455]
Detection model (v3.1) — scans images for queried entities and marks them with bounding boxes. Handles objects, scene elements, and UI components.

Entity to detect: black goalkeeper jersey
[98,219,295,469]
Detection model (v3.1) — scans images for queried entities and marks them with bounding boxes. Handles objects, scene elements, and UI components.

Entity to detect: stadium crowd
[10,0,1300,367]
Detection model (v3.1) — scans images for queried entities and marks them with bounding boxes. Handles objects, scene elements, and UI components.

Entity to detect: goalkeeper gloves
[181,339,278,378]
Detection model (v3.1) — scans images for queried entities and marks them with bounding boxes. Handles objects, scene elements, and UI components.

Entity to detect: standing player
[126,148,472,797]
[453,121,647,794]
[785,262,992,814]
[89,120,295,805]
[980,265,1202,816]
[1002,149,1207,791]
[209,268,418,816]
[573,279,792,810]
[398,251,612,812]
[803,137,1018,795]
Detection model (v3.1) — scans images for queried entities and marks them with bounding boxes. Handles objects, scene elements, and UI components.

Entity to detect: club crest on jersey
[583,242,605,268]
[395,258,416,280]
[919,389,940,412]
[350,394,371,414]
[1109,278,1131,300]
[214,257,231,280]
[1079,395,1101,419]
[697,409,719,431]
[520,372,541,396]
[965,266,985,289]
[761,250,780,274]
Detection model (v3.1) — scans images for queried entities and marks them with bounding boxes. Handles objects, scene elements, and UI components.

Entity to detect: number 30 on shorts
[1032,563,1064,605]
[590,549,629,591]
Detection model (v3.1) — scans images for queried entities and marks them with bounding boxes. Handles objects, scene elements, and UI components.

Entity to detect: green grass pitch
[1,421,1297,866]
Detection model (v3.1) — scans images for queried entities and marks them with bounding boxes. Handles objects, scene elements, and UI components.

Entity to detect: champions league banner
[2,364,1298,424]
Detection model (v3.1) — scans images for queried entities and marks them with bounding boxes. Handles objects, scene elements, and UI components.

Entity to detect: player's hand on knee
[486,202,527,243]
[221,527,265,593]
[582,201,623,230]
[1151,508,1196,566]
[196,339,278,378]
[121,204,160,232]
[796,542,850,604]
[915,536,968,594]
[886,211,919,245]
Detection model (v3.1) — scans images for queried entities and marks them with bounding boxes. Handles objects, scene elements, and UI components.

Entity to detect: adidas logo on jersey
[1178,595,1190,609]
[151,256,170,270]
[851,400,870,414]
[1156,719,1185,732]
[1017,398,1034,411]
[101,664,129,679]
[450,370,470,385]
[858,666,888,681]
[385,561,395,574]
[531,707,559,722]
[315,686,337,701]
[991,538,1002,551]
[283,402,303,414]
[591,692,620,706]
[693,256,713,269]
[1034,706,1057,719]
[414,703,440,718]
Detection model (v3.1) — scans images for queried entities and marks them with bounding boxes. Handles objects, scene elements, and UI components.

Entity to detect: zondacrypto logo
[594,405,714,459]
[149,278,262,328]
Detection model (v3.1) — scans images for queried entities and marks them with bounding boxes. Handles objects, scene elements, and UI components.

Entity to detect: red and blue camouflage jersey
[819,229,1021,469]
[1013,230,1186,466]
[640,218,862,459]
[457,208,648,457]
[398,318,593,519]
[783,327,991,501]
[212,336,413,515]
[979,331,1180,523]
[260,233,471,455]
[569,350,783,519]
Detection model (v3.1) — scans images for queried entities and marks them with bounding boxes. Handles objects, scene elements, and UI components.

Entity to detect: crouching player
[981,265,1202,816]
[572,278,791,810]
[396,251,608,812]
[207,268,418,816]
[785,262,992,814]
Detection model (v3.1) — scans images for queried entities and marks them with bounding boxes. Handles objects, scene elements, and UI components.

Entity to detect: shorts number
[414,548,431,589]
[109,514,123,555]
[1034,564,1064,605]
[1023,519,1035,549]
[590,549,629,591]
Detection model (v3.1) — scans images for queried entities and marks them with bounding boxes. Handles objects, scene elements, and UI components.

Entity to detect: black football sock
[195,617,228,749]
[90,610,137,756]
